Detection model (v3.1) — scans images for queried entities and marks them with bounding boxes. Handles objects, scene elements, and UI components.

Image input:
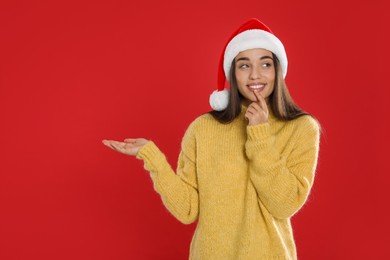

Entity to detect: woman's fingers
[248,102,261,113]
[103,140,124,151]
[245,91,269,126]
[254,91,267,112]
[102,138,148,156]
[103,140,115,150]
[107,140,124,151]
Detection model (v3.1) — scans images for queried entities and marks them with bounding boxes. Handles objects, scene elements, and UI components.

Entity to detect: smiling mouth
[247,84,266,92]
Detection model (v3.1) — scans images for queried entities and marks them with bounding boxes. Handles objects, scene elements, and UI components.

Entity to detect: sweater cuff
[136,141,167,171]
[246,123,271,141]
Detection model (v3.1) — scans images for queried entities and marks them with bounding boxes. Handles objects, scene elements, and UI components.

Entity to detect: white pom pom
[209,89,229,111]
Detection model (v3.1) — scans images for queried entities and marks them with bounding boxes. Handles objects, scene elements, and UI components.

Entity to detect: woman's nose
[249,68,261,80]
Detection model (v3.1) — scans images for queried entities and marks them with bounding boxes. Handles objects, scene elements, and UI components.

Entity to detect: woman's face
[234,48,275,104]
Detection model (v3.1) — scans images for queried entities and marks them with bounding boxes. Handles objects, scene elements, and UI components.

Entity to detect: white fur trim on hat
[223,29,288,79]
[209,88,229,111]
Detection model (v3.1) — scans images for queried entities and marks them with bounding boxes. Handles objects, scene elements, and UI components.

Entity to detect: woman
[103,18,320,260]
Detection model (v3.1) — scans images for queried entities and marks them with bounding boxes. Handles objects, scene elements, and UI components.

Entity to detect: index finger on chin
[254,91,265,106]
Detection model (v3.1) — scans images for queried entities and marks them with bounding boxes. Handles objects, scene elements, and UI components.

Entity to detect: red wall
[1,0,388,259]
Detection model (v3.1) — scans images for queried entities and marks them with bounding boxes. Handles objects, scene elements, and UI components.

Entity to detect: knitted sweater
[136,105,320,260]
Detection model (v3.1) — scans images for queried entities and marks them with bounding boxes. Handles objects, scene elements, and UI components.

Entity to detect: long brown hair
[209,53,310,123]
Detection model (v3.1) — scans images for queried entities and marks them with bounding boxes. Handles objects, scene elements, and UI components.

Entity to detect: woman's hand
[102,138,149,156]
[245,90,269,126]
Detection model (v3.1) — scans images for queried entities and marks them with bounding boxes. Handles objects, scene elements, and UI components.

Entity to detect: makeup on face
[234,48,276,102]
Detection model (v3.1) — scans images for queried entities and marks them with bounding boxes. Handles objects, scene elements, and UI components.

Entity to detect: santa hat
[209,18,288,111]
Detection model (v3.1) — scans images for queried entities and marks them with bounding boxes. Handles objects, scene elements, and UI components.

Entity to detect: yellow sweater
[136,105,320,260]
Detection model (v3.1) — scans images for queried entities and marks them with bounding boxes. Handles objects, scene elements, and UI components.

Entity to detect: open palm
[102,138,148,156]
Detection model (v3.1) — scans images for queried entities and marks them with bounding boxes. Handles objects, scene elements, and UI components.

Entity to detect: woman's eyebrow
[236,55,273,62]
[235,57,249,62]
[260,55,273,60]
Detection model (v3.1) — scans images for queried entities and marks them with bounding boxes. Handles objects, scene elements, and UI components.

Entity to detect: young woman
[103,18,320,260]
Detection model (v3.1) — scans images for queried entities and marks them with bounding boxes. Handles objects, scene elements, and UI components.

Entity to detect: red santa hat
[209,18,288,111]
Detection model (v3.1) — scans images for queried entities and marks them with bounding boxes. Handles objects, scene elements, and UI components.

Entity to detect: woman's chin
[242,97,256,106]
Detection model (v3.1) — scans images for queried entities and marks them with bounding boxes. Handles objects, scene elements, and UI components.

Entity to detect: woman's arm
[245,117,320,219]
[102,125,199,224]
[135,139,199,224]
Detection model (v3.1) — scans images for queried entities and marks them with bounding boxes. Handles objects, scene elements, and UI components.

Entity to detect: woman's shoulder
[291,114,321,137]
[187,112,218,129]
[294,114,319,126]
[180,113,217,147]
[182,112,219,138]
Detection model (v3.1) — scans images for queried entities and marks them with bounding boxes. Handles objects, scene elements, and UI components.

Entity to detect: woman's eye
[239,64,249,69]
[262,63,272,68]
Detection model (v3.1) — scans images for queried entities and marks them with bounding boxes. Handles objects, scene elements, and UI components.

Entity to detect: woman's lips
[247,84,265,92]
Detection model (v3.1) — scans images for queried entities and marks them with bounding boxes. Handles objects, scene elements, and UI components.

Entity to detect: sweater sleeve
[245,116,320,219]
[135,125,199,225]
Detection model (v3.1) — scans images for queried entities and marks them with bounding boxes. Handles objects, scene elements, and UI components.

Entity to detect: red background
[0,0,388,259]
